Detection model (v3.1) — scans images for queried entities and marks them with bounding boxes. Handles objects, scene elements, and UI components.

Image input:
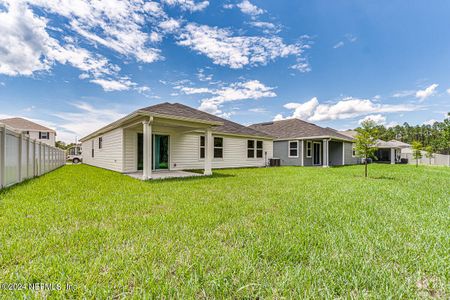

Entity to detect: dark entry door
[137,133,143,170]
[154,135,169,169]
[313,142,321,165]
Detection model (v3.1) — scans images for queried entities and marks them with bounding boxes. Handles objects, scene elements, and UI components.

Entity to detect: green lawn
[0,164,449,298]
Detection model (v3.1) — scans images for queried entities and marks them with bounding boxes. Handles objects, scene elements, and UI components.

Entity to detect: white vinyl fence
[0,124,65,189]
[401,149,450,167]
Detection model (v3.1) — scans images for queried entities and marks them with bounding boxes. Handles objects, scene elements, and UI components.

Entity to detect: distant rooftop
[249,118,354,141]
[0,117,55,132]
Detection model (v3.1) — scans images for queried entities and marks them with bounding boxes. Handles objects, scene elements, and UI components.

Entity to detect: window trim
[98,137,103,149]
[213,137,223,159]
[256,140,263,158]
[288,140,299,158]
[306,141,312,158]
[39,131,49,140]
[91,140,95,158]
[199,136,205,160]
[247,139,255,159]
[352,143,356,157]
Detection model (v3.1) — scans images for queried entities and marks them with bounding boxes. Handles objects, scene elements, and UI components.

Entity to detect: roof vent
[260,122,273,126]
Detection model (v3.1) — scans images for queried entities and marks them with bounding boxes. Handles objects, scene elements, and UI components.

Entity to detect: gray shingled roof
[139,103,272,138]
[0,117,55,132]
[376,139,411,148]
[249,118,354,141]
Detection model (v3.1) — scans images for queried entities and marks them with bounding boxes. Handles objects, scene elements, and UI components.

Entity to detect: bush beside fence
[0,124,65,189]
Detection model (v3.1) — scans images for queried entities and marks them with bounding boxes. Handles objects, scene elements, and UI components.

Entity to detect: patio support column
[300,140,304,166]
[390,148,395,164]
[204,128,212,175]
[323,139,329,167]
[142,118,153,180]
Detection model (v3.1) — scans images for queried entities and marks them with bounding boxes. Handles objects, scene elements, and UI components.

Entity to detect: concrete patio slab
[125,170,204,180]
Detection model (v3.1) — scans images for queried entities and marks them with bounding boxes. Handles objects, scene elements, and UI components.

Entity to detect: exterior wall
[343,142,360,165]
[328,141,343,166]
[273,140,302,166]
[303,140,322,166]
[122,128,273,172]
[274,139,359,166]
[28,131,56,146]
[82,128,124,172]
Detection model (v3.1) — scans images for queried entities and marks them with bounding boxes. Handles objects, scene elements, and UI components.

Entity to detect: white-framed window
[256,141,263,158]
[306,141,312,158]
[352,143,356,157]
[247,140,255,158]
[98,137,103,149]
[39,131,49,139]
[288,140,299,158]
[214,137,223,158]
[199,136,206,159]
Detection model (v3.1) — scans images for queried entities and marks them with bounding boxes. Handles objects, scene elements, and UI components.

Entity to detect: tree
[424,146,434,165]
[55,141,66,150]
[355,120,378,178]
[412,141,423,167]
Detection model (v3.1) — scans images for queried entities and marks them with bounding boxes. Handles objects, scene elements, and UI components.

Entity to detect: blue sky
[0,0,449,142]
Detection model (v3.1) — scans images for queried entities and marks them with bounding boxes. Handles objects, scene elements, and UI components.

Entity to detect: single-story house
[0,117,56,146]
[80,103,273,179]
[249,119,359,167]
[374,139,411,164]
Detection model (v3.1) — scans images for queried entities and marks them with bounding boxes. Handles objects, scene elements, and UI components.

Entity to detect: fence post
[0,125,5,188]
[18,133,22,182]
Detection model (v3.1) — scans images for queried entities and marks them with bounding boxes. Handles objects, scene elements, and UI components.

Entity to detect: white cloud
[53,102,126,142]
[237,0,264,16]
[161,0,209,12]
[447,88,450,95]
[333,34,357,49]
[0,2,54,76]
[392,90,416,98]
[416,83,438,101]
[177,23,304,69]
[249,107,268,113]
[196,68,213,81]
[273,113,284,121]
[90,78,137,91]
[358,114,386,125]
[176,79,276,115]
[159,19,181,32]
[0,1,154,90]
[290,57,311,73]
[283,97,319,120]
[278,97,419,122]
[333,41,344,49]
[250,21,276,29]
[30,0,162,63]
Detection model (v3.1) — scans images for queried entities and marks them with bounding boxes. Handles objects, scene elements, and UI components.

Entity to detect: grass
[0,164,449,298]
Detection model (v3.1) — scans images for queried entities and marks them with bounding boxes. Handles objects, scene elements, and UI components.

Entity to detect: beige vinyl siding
[123,128,138,172]
[82,128,124,172]
[170,133,273,170]
[122,128,272,172]
[27,131,56,147]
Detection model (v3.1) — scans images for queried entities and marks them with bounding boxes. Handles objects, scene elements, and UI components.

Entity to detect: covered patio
[122,114,222,180]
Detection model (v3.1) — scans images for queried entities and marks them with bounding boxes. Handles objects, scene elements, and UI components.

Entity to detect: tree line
[356,115,450,154]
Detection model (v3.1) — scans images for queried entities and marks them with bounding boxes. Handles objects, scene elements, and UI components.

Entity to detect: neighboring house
[249,119,359,167]
[339,130,412,164]
[375,140,411,164]
[80,102,273,179]
[0,117,56,146]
